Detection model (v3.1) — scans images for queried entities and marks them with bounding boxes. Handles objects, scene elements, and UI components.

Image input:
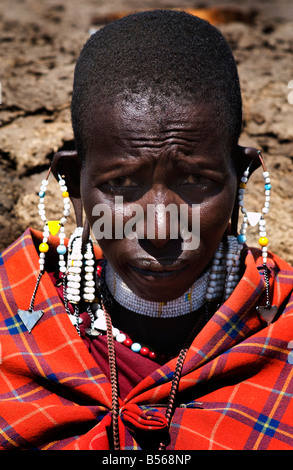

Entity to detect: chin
[122,267,195,303]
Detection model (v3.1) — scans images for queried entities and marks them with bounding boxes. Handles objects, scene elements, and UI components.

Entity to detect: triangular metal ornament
[18,309,44,333]
[68,314,83,326]
[256,305,278,325]
[93,315,107,332]
[85,328,102,337]
[247,212,262,227]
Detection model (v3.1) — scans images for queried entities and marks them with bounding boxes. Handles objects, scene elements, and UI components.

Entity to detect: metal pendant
[93,315,107,332]
[68,314,83,326]
[18,309,44,333]
[85,327,102,337]
[256,305,278,325]
[247,212,262,227]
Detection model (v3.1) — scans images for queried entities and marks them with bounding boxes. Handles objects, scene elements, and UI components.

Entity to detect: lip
[129,260,188,279]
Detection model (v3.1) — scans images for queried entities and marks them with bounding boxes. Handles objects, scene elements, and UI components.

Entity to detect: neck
[107,298,213,356]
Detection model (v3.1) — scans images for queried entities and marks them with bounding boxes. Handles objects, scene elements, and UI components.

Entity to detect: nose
[139,237,183,258]
[139,182,185,254]
[145,202,179,247]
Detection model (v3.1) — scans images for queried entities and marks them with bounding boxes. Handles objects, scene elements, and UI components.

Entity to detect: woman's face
[80,97,238,302]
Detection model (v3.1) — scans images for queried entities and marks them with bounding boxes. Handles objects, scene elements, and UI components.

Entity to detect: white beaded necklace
[106,262,211,318]
[105,235,243,318]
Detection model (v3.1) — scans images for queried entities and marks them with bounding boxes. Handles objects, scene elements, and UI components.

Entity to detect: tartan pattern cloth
[0,228,293,450]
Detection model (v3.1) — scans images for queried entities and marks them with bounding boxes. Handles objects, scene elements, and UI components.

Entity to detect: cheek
[81,189,139,268]
[97,238,124,264]
[199,181,237,241]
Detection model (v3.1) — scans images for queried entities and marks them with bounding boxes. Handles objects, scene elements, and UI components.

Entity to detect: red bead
[123,338,133,348]
[140,347,150,357]
[148,351,158,360]
[96,266,102,277]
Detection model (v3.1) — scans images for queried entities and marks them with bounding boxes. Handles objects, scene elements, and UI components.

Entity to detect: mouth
[129,259,188,279]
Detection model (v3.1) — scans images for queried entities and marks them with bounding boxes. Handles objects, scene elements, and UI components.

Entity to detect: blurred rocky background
[0,0,292,264]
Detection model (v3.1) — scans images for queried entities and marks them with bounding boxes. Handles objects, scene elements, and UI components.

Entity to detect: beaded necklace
[105,262,211,318]
[81,235,243,360]
[84,304,168,361]
[64,233,243,451]
[103,235,242,318]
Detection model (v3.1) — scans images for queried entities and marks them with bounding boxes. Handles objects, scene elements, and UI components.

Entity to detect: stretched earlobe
[234,146,262,176]
[51,150,83,227]
[233,146,261,176]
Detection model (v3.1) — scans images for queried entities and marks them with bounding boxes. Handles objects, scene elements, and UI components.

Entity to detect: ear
[230,146,263,236]
[50,150,83,227]
[234,145,262,177]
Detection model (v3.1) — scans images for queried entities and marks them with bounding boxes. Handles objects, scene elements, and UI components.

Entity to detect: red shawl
[0,228,293,450]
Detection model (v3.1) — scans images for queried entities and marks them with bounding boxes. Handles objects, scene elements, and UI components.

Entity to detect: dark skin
[82,97,237,299]
[53,94,261,353]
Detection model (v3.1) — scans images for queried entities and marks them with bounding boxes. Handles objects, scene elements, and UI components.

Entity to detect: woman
[0,10,292,450]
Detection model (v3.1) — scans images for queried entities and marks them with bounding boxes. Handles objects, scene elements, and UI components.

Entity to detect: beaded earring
[236,150,277,321]
[64,226,96,335]
[18,168,71,332]
[237,151,270,267]
[206,235,242,303]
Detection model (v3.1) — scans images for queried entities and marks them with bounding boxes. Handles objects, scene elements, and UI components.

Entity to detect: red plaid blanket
[0,228,293,450]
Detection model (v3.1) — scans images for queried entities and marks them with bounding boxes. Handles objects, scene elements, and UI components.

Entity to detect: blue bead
[265,183,271,190]
[131,342,141,353]
[57,245,67,255]
[39,191,45,198]
[237,234,247,244]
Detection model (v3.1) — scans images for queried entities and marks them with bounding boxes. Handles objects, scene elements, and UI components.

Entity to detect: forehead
[85,95,230,160]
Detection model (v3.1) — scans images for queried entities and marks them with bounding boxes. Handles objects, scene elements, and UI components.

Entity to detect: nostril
[147,237,170,249]
[139,238,183,258]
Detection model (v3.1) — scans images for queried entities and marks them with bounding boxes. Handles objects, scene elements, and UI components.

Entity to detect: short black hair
[71,9,242,161]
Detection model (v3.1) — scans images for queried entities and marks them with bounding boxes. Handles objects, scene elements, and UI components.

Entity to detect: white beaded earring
[206,241,227,302]
[18,168,71,333]
[206,235,242,303]
[64,226,96,335]
[38,170,70,273]
[236,150,277,320]
[224,235,243,300]
[83,239,96,303]
[65,227,84,333]
[66,227,83,305]
[237,151,271,267]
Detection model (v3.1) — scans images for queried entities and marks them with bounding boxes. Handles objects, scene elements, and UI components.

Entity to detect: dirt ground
[0,0,292,265]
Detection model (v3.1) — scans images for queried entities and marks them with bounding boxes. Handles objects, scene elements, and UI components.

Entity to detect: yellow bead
[39,243,49,253]
[259,237,268,247]
[62,191,69,198]
[239,182,246,189]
